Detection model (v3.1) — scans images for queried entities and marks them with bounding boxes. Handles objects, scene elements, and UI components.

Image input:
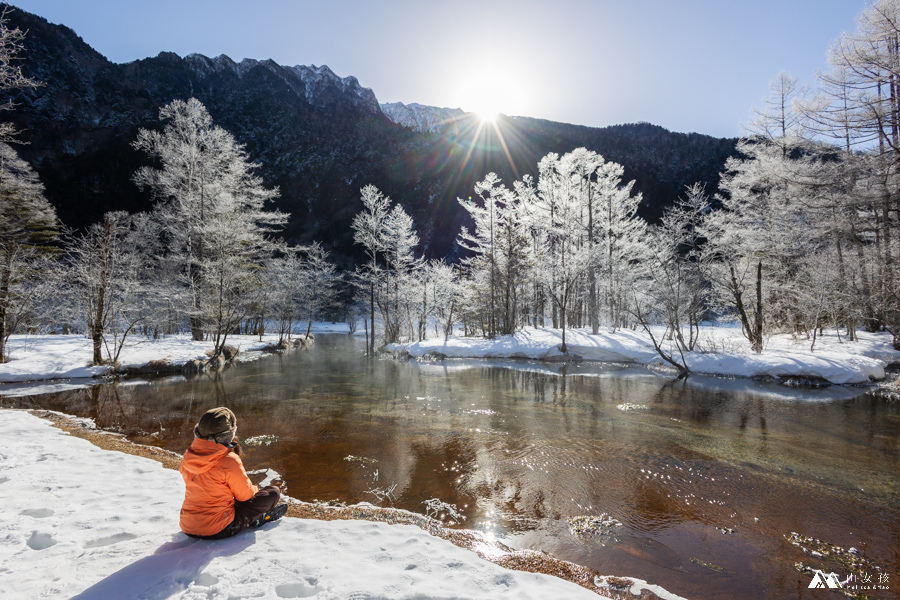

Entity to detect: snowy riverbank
[389,325,900,385]
[0,409,683,600]
[2,324,898,388]
[0,322,350,385]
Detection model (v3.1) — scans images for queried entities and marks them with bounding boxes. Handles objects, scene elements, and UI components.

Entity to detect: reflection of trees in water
[5,372,246,452]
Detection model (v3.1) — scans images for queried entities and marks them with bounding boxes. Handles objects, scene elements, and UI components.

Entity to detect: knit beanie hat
[195,407,237,445]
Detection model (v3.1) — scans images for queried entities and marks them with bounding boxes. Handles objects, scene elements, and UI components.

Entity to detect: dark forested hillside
[4,7,736,266]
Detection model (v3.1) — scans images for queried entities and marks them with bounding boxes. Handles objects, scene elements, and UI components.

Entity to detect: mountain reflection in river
[3,334,898,600]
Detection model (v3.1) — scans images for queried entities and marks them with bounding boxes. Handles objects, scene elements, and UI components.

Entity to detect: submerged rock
[220,344,240,360]
[567,514,623,545]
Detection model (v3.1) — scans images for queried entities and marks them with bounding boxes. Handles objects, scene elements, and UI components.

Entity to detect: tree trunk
[91,220,112,365]
[752,260,763,353]
[729,263,763,354]
[0,250,11,364]
[369,281,375,354]
[588,266,599,334]
[560,308,567,354]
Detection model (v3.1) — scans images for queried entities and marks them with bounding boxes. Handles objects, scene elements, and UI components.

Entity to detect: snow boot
[249,503,288,528]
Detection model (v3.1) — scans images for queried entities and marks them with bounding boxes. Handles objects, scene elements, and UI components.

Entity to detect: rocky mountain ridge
[380,102,467,133]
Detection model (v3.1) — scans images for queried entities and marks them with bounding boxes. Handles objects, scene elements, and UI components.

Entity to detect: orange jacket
[179,438,257,536]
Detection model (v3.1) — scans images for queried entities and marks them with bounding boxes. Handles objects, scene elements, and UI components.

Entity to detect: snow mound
[390,326,899,385]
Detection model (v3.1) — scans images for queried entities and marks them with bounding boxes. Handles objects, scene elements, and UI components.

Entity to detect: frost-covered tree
[563,148,605,333]
[351,185,421,347]
[0,5,40,143]
[133,98,285,353]
[529,155,597,352]
[380,203,421,344]
[0,142,58,362]
[457,173,530,336]
[746,72,807,155]
[351,184,390,353]
[298,242,338,338]
[641,183,709,354]
[524,150,644,347]
[195,182,285,358]
[65,211,158,365]
[267,251,304,345]
[425,260,461,341]
[802,0,900,346]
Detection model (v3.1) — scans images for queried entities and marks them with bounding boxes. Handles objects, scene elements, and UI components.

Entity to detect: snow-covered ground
[390,325,900,385]
[2,323,898,388]
[0,323,352,385]
[0,410,610,600]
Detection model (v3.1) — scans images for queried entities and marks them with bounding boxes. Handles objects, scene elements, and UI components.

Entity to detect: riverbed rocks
[260,334,315,353]
[114,336,317,378]
[117,359,186,376]
[220,344,240,360]
[568,514,623,545]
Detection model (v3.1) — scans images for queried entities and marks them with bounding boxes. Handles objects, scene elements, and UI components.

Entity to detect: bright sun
[456,65,519,123]
[475,107,499,124]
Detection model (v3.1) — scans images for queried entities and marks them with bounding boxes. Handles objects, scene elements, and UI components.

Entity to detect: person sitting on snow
[179,407,287,539]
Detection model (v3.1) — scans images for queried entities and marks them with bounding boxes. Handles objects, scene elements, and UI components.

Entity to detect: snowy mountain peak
[288,64,379,110]
[182,54,380,113]
[381,102,469,133]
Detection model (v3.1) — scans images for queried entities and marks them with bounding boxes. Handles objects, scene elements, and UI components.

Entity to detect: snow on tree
[423,260,461,341]
[457,173,530,337]
[133,98,286,355]
[801,0,900,347]
[642,183,709,353]
[529,155,597,352]
[351,184,391,353]
[0,142,58,362]
[380,203,421,344]
[65,211,158,365]
[267,250,304,345]
[298,242,338,338]
[522,150,644,349]
[351,184,422,348]
[0,5,40,143]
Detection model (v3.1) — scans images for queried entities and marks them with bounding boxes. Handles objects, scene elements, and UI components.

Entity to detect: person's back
[179,407,286,539]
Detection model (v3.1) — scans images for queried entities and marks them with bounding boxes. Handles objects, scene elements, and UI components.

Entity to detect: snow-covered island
[389,325,900,386]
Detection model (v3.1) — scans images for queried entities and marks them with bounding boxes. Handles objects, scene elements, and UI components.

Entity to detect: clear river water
[2,333,898,600]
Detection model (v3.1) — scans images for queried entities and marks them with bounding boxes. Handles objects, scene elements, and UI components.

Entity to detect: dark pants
[189,486,281,540]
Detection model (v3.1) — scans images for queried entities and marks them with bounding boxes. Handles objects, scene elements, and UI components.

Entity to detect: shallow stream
[2,334,897,599]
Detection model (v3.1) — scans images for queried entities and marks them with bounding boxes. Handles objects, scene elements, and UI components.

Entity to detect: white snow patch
[0,322,350,387]
[390,325,899,385]
[0,410,606,600]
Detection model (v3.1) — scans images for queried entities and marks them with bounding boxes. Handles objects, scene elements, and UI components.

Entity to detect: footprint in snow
[84,532,138,548]
[26,531,57,550]
[21,508,54,518]
[276,578,321,598]
[347,593,385,600]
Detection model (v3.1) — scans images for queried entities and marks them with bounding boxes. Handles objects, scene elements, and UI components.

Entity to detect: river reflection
[2,334,898,600]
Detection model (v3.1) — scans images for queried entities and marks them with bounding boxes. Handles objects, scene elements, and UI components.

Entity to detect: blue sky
[13,0,866,138]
